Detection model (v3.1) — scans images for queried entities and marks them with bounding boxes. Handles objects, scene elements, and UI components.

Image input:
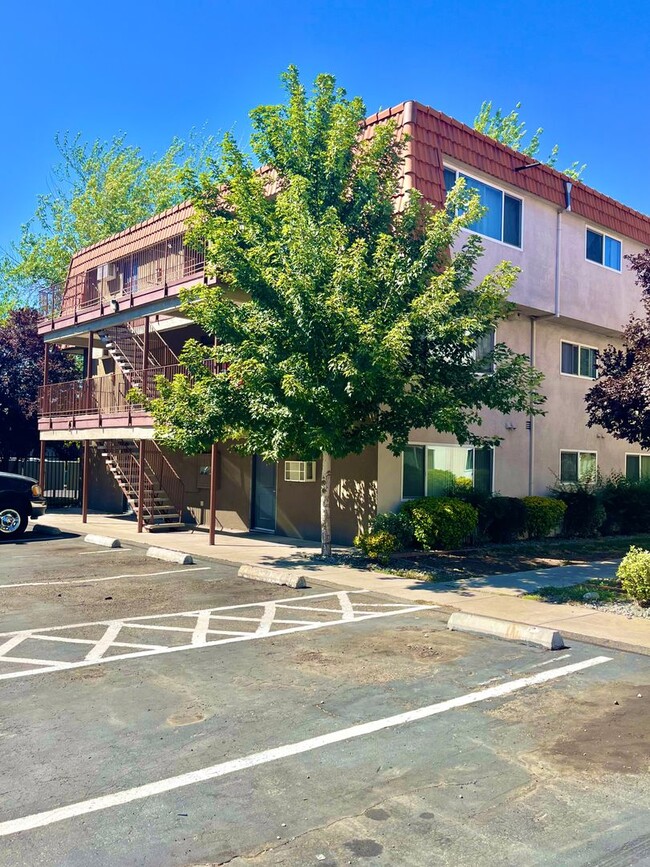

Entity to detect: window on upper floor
[402,444,493,498]
[585,228,621,271]
[560,450,597,484]
[625,454,650,483]
[561,341,598,379]
[444,167,522,248]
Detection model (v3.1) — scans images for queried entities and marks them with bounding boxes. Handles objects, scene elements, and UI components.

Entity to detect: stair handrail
[143,441,185,523]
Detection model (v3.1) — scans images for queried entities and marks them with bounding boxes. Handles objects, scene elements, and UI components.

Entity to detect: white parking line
[0,655,611,838]
[0,591,428,681]
[0,567,211,589]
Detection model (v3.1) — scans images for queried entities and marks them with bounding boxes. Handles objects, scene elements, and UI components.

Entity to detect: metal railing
[38,360,223,419]
[103,440,185,525]
[143,440,185,522]
[38,235,205,324]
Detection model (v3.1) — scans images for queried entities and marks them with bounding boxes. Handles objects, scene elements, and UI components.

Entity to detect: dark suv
[0,471,47,540]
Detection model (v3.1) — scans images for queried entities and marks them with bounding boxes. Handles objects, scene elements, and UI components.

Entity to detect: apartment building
[37,101,650,544]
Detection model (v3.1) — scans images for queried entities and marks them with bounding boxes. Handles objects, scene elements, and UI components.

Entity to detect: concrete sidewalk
[32,511,650,654]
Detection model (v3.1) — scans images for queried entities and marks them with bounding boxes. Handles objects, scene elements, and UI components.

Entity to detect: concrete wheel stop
[447,612,565,650]
[84,534,122,549]
[146,547,194,565]
[238,564,307,589]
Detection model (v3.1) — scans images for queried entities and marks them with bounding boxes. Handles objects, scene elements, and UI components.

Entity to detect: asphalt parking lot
[0,530,649,866]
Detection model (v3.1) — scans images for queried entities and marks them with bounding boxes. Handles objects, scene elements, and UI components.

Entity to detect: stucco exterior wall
[377,312,650,514]
[445,158,646,331]
[276,447,378,544]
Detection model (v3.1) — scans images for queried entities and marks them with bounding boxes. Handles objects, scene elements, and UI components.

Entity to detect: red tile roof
[371,101,650,246]
[66,100,650,283]
[67,201,195,279]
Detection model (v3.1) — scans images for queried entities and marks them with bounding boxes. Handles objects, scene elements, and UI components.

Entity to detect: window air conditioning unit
[97,263,117,280]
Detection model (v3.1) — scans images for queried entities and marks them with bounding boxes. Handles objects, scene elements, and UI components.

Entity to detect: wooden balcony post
[38,441,46,492]
[142,315,150,396]
[81,440,90,523]
[137,440,145,533]
[43,341,50,386]
[209,442,218,545]
[39,343,49,490]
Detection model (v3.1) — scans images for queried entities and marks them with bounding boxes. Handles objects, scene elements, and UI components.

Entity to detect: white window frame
[443,164,524,250]
[400,442,494,500]
[284,460,317,482]
[625,452,650,481]
[585,226,622,273]
[559,340,599,380]
[559,449,598,484]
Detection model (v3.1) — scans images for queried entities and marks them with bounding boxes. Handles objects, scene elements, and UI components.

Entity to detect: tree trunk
[320,452,332,557]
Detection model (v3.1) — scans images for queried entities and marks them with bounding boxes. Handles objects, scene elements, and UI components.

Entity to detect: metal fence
[4,458,80,506]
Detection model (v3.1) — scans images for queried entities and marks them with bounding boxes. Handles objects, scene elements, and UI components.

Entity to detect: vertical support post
[38,441,46,492]
[142,315,150,397]
[39,343,49,491]
[82,440,90,523]
[86,331,94,413]
[209,442,218,546]
[137,440,145,533]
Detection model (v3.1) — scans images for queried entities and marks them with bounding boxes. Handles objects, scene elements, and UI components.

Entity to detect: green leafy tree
[474,101,586,180]
[0,130,216,303]
[144,68,545,554]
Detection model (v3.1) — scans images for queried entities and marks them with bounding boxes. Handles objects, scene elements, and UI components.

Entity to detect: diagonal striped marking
[85,623,124,662]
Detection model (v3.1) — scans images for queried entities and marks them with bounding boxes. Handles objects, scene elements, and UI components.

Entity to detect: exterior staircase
[101,440,186,531]
[97,319,178,392]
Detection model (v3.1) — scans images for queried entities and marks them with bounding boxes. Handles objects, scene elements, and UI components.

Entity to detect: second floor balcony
[38,359,223,432]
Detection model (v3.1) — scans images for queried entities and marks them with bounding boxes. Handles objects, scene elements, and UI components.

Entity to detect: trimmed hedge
[555,488,606,538]
[617,546,650,605]
[401,497,478,549]
[353,530,400,564]
[485,496,527,543]
[522,496,567,539]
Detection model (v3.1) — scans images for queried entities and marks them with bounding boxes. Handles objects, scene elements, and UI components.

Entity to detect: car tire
[0,505,28,540]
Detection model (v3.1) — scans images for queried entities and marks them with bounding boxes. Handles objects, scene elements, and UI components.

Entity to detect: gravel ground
[586,600,650,618]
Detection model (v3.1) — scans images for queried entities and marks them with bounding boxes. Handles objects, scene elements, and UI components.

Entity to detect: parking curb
[238,564,307,589]
[146,547,194,565]
[447,612,565,650]
[31,524,62,536]
[84,534,122,549]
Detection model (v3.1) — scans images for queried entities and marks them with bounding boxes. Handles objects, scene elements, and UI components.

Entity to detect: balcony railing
[38,360,224,421]
[38,235,205,324]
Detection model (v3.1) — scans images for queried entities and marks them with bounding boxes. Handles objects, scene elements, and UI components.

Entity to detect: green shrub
[370,510,414,549]
[353,531,400,564]
[445,483,493,540]
[401,497,478,549]
[522,496,567,539]
[617,545,650,605]
[554,487,606,537]
[601,476,650,534]
[485,496,527,543]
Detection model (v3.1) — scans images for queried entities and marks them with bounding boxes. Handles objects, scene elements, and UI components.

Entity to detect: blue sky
[2,0,649,259]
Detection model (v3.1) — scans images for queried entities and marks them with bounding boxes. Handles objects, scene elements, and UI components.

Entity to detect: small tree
[586,250,650,446]
[0,131,215,303]
[0,308,78,461]
[474,101,586,180]
[145,68,545,554]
